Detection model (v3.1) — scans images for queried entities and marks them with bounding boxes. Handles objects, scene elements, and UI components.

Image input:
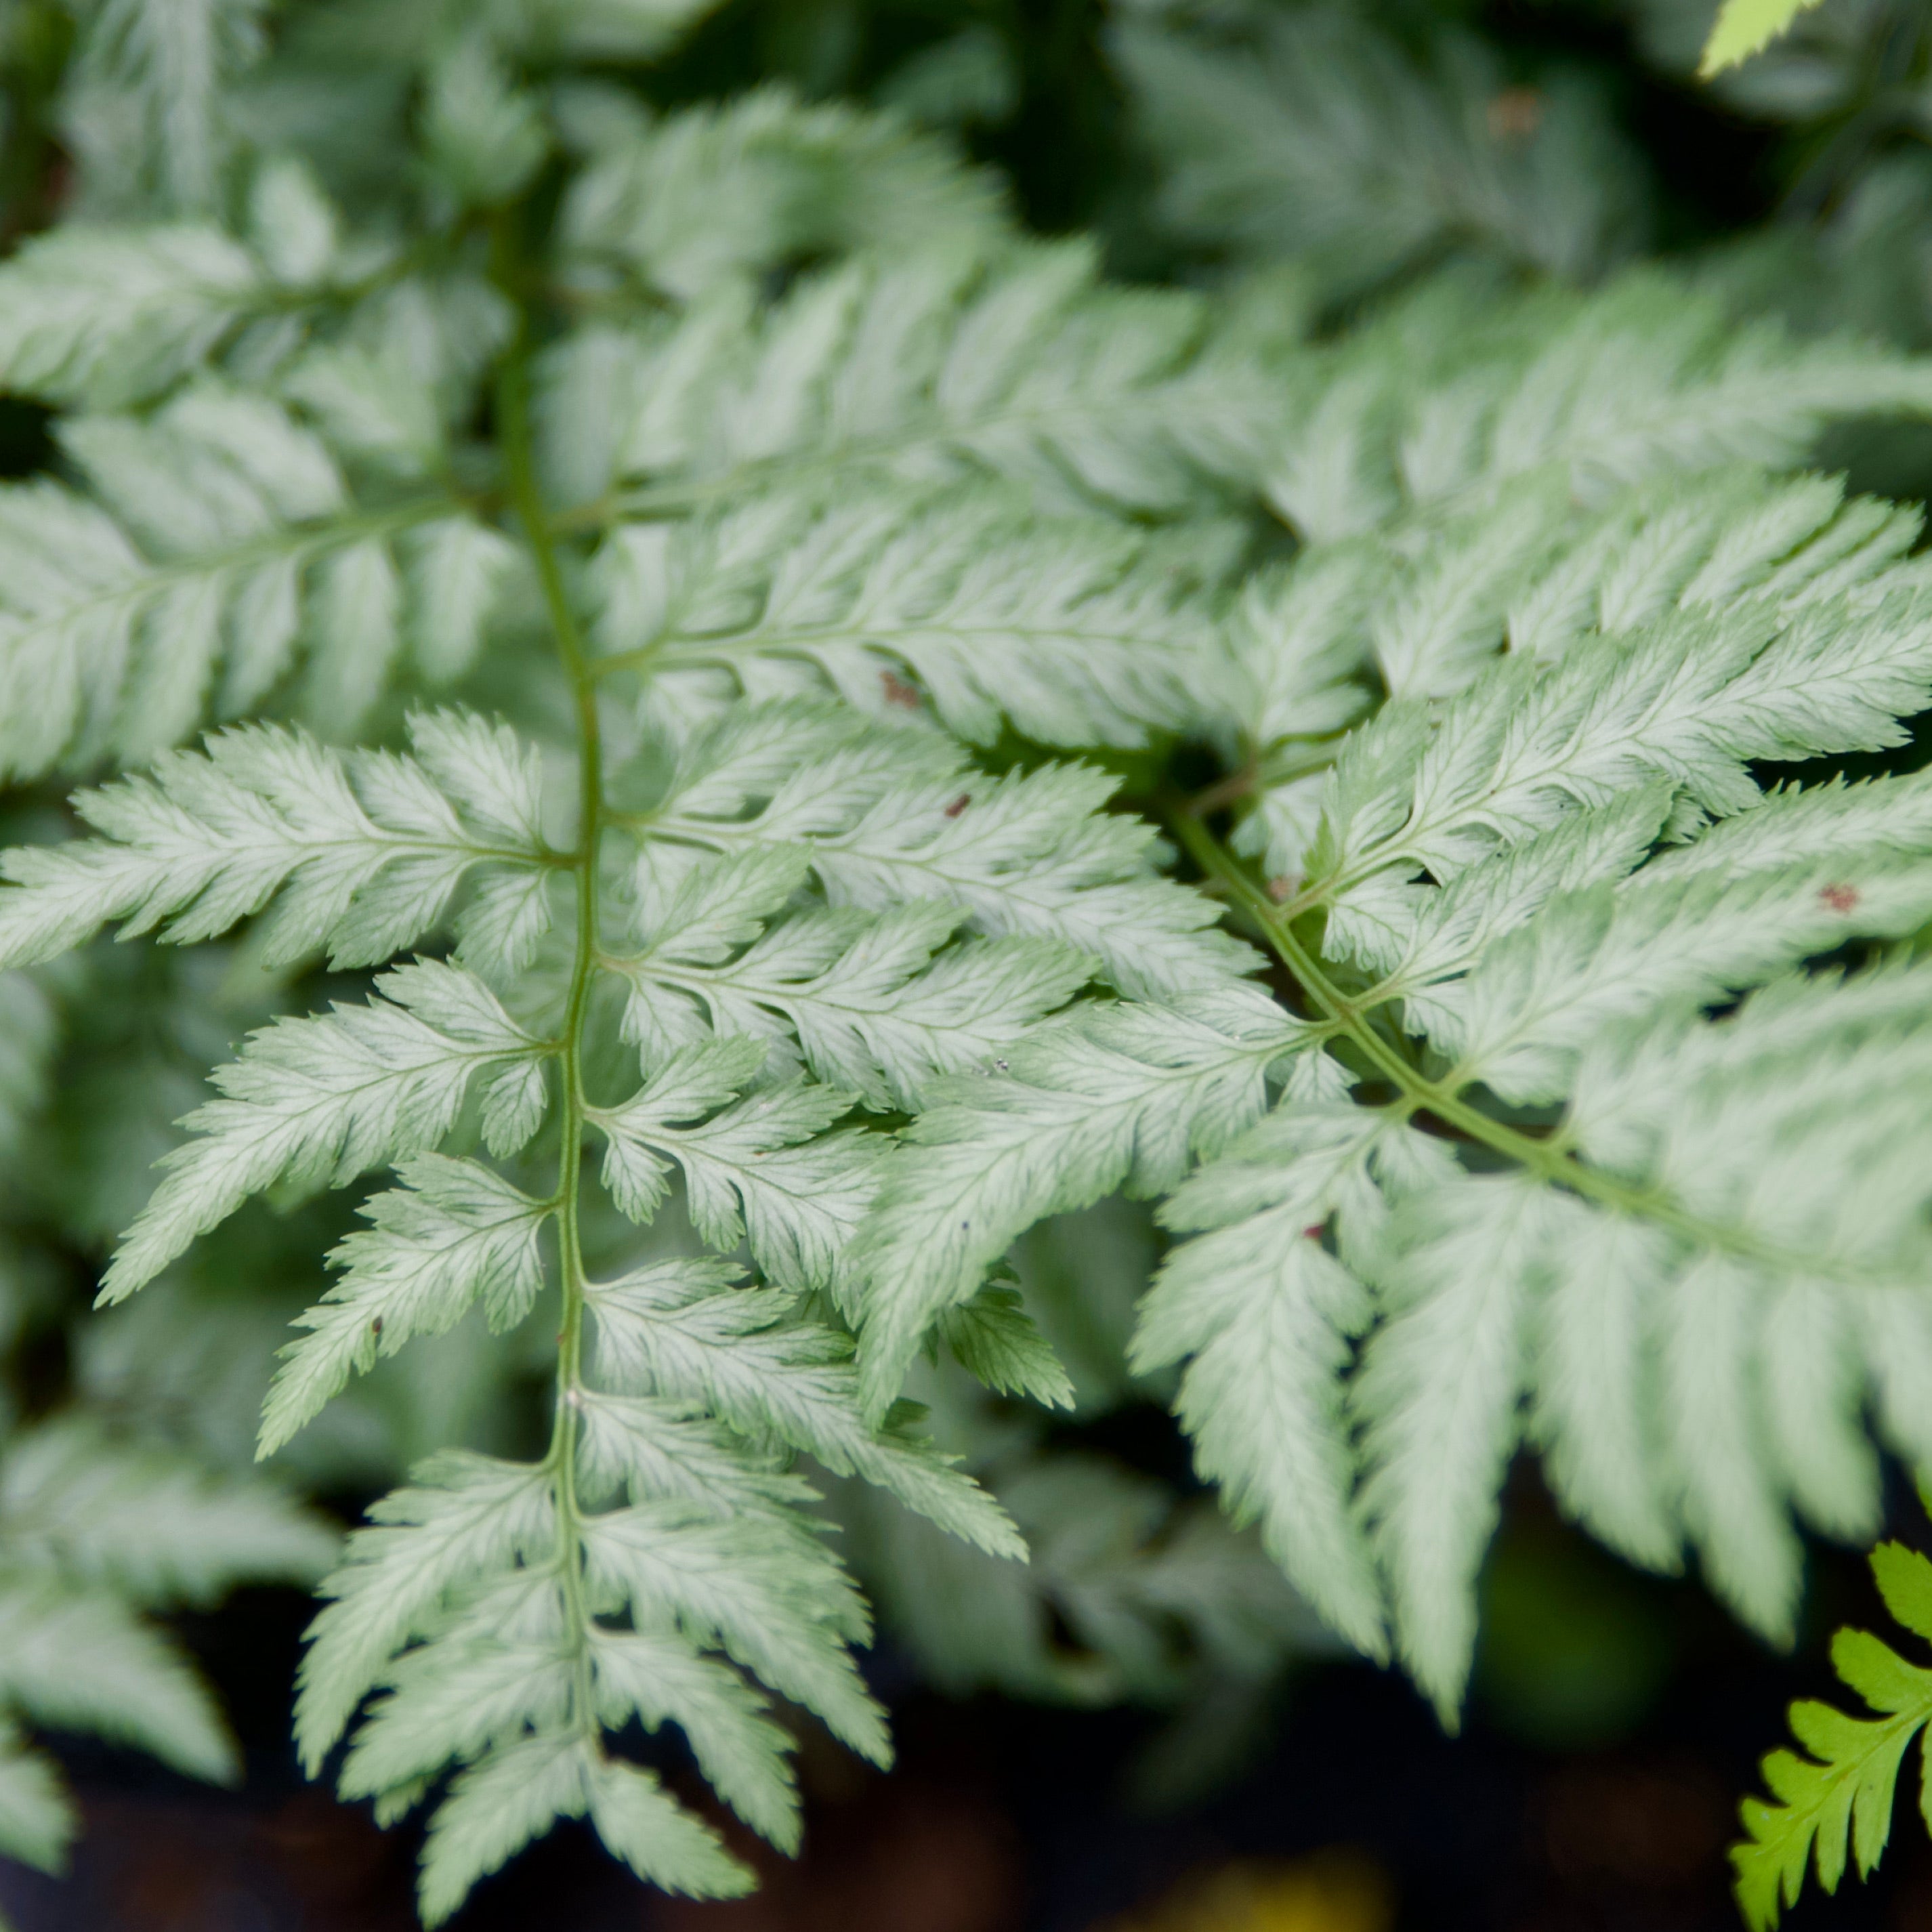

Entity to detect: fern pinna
[3,0,1932,1919]
[1734,1534,1932,1926]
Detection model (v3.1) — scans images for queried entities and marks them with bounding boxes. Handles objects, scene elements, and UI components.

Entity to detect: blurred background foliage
[5,0,1932,1927]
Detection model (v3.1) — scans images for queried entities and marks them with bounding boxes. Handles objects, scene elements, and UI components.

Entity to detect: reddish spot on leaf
[1820,883,1860,913]
[944,794,972,818]
[1487,86,1544,142]
[1303,1225,1326,1240]
[881,670,921,710]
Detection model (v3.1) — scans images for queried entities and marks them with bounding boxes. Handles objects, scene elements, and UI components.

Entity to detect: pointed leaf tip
[1699,0,1824,77]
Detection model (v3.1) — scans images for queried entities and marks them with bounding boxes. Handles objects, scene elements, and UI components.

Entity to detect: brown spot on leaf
[1820,883,1860,913]
[1488,86,1544,142]
[1267,876,1297,903]
[881,670,921,710]
[944,793,972,818]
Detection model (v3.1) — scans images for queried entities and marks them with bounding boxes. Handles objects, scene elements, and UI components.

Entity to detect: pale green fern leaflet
[0,164,1254,1920]
[9,0,1932,1912]
[0,1417,334,1887]
[852,426,1932,1725]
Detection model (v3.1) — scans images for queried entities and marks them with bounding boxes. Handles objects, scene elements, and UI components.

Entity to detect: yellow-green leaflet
[1699,0,1826,76]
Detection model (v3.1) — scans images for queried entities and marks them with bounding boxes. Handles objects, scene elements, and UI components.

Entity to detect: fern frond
[854,986,1312,1415]
[1133,1103,1452,1658]
[583,1256,1022,1555]
[854,310,1932,1724]
[0,226,268,407]
[644,702,1253,1000]
[60,0,270,211]
[0,1418,333,1873]
[1237,427,1932,884]
[0,1417,339,1601]
[259,1154,553,1456]
[606,845,1093,1109]
[102,958,553,1301]
[561,85,1008,303]
[589,1038,882,1288]
[419,1732,751,1922]
[0,1578,242,1779]
[940,1282,1076,1409]
[1310,580,1932,919]
[540,240,1271,518]
[2,606,1050,1918]
[0,390,512,772]
[419,34,549,211]
[589,483,1230,747]
[1112,6,1645,293]
[505,0,728,61]
[0,169,362,409]
[0,709,552,971]
[1702,0,1827,76]
[1264,274,1932,543]
[293,1450,553,1770]
[32,1,1932,1910]
[1732,1540,1932,1927]
[0,1723,77,1875]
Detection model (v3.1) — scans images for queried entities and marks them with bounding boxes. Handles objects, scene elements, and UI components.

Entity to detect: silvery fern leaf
[0,150,357,410]
[581,1256,1022,1555]
[0,150,512,450]
[0,387,514,772]
[1236,470,1932,886]
[559,85,1008,304]
[0,225,274,408]
[1131,1102,1454,1659]
[419,35,549,211]
[0,1723,77,1878]
[99,957,551,1301]
[536,238,1274,517]
[59,0,272,212]
[253,0,726,70]
[497,0,728,60]
[258,1154,554,1456]
[588,1037,885,1294]
[851,308,1932,1735]
[0,1419,332,1879]
[0,709,553,972]
[0,1418,339,1602]
[0,602,1066,1914]
[605,847,1092,1110]
[24,1,1932,1914]
[854,986,1314,1415]
[1263,272,1932,542]
[1246,482,1932,919]
[639,701,1253,999]
[589,483,1232,749]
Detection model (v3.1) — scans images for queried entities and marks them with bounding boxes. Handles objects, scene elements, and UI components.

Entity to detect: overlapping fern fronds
[6,0,1932,1920]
